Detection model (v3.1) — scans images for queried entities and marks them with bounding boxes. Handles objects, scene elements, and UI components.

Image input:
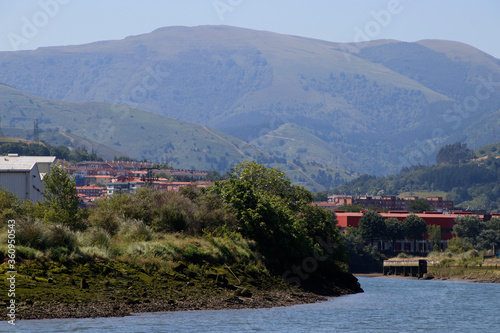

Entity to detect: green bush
[17,219,49,250]
[14,246,42,260]
[151,205,188,232]
[82,228,111,248]
[46,224,78,251]
[88,206,120,236]
[446,237,473,253]
[117,219,153,242]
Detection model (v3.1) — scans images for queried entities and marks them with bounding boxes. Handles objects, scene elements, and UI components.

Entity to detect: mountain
[0,83,262,169]
[1,25,500,176]
[0,84,348,191]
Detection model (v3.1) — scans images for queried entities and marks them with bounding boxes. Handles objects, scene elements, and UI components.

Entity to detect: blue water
[10,277,500,332]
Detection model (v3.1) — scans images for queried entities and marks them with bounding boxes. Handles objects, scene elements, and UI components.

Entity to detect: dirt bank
[2,259,362,320]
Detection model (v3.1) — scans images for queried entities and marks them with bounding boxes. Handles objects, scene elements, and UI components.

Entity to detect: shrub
[47,247,70,261]
[117,219,153,242]
[17,219,49,250]
[82,228,111,248]
[446,237,473,253]
[46,224,78,251]
[88,207,120,236]
[151,205,188,232]
[15,246,43,260]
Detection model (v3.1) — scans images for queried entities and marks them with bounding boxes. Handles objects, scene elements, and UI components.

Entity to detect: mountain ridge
[1,25,500,177]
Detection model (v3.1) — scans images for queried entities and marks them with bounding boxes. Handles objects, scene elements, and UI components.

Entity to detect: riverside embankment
[1,258,362,320]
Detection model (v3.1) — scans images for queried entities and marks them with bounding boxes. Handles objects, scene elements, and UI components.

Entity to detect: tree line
[0,141,103,162]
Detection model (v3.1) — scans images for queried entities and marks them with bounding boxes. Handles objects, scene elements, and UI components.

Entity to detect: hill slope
[1,26,500,175]
[0,84,348,190]
[0,83,264,170]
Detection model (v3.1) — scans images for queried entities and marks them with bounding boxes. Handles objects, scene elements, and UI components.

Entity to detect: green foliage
[0,140,103,162]
[403,214,427,249]
[384,218,405,251]
[116,219,153,242]
[15,219,78,251]
[446,237,473,254]
[209,162,349,271]
[43,164,85,230]
[311,191,328,202]
[0,142,50,157]
[427,224,442,246]
[342,227,386,273]
[87,199,120,236]
[95,186,236,235]
[0,188,24,220]
[408,198,433,213]
[452,216,500,251]
[436,142,475,165]
[358,211,386,243]
[16,219,49,250]
[453,216,484,245]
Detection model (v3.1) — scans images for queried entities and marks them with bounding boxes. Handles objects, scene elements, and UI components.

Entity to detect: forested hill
[332,142,500,212]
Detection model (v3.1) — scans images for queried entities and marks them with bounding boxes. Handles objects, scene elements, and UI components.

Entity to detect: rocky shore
[3,259,362,320]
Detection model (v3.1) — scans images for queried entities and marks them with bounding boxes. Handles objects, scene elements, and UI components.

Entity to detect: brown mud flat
[1,260,361,320]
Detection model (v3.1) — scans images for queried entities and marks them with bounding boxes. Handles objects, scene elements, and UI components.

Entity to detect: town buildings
[64,160,210,203]
[328,194,454,212]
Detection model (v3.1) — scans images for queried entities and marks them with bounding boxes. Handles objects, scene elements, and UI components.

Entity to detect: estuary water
[13,276,500,332]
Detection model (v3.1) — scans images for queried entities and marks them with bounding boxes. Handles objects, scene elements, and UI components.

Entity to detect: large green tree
[43,164,85,230]
[358,211,386,245]
[427,224,442,251]
[407,198,433,213]
[384,218,405,252]
[403,214,427,251]
[453,215,484,246]
[209,162,349,271]
[476,218,500,251]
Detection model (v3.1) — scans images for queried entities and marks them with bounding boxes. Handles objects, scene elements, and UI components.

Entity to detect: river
[12,276,500,332]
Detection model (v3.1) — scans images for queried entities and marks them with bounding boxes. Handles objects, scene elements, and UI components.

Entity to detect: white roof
[0,156,56,171]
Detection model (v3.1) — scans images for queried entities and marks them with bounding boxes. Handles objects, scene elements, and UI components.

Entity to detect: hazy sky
[1,0,499,58]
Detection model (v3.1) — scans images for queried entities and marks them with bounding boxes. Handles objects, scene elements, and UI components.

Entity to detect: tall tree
[453,215,484,246]
[209,162,349,271]
[476,218,500,251]
[43,164,85,230]
[384,218,405,252]
[359,211,386,245]
[403,214,427,251]
[427,224,442,251]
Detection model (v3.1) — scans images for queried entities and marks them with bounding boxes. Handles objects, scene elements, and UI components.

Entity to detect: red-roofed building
[333,210,486,252]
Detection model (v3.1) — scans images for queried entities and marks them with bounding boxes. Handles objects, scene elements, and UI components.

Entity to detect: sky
[1,0,500,59]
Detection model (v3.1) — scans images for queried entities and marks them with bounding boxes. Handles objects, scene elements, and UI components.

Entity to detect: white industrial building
[0,154,56,202]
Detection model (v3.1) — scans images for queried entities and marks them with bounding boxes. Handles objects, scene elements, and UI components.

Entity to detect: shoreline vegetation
[1,162,363,321]
[363,250,500,284]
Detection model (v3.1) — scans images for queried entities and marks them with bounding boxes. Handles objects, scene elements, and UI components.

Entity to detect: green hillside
[1,26,500,175]
[332,142,500,212]
[476,142,500,158]
[0,83,263,170]
[0,84,349,190]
